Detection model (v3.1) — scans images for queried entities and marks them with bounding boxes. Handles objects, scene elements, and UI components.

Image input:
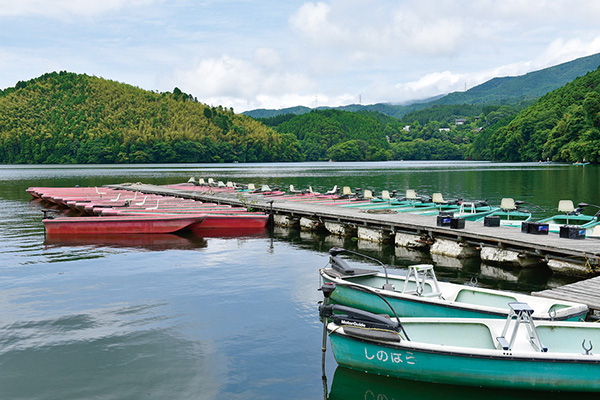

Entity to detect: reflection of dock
[107,183,600,308]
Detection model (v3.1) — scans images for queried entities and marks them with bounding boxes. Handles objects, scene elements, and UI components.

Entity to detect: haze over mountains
[244,52,600,119]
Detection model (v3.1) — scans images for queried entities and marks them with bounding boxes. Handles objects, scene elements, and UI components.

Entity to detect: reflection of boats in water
[44,232,207,251]
[327,366,599,400]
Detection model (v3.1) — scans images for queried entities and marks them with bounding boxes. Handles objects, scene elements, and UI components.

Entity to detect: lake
[0,161,598,399]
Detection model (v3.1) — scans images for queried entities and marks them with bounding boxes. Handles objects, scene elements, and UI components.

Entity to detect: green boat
[536,200,599,234]
[320,248,588,321]
[320,299,600,392]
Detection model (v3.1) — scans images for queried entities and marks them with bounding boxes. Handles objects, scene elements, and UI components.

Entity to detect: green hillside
[263,109,474,161]
[0,72,302,164]
[470,67,600,162]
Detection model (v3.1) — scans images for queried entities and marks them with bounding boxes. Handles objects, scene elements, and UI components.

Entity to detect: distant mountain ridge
[243,52,600,119]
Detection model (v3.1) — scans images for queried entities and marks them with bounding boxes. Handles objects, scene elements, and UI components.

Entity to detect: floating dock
[107,183,600,274]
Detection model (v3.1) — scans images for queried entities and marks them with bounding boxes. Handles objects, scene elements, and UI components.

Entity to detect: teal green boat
[536,200,599,234]
[320,300,600,392]
[320,248,588,321]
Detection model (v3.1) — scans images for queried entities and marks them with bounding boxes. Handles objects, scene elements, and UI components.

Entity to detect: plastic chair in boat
[207,178,215,186]
[558,200,575,224]
[198,178,206,186]
[217,181,226,188]
[226,181,235,188]
[289,184,303,194]
[500,198,516,220]
[342,186,352,197]
[247,183,256,191]
[381,190,392,203]
[363,189,374,200]
[187,177,196,184]
[325,185,338,195]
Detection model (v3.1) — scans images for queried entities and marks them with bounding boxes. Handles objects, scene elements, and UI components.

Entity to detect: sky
[2,1,600,112]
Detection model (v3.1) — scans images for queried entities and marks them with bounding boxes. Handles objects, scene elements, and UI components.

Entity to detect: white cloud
[169,53,319,111]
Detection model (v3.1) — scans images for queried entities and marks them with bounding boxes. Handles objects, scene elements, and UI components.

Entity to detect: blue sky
[2,0,600,112]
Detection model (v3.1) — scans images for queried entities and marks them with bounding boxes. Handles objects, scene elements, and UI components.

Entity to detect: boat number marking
[365,348,416,364]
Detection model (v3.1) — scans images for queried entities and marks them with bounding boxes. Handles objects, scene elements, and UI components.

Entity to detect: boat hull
[43,214,206,235]
[328,320,600,392]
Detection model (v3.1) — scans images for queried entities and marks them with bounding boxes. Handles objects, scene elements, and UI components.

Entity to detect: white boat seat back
[500,198,516,210]
[432,193,444,204]
[261,185,271,192]
[208,178,215,185]
[381,190,391,200]
[406,189,417,200]
[226,181,234,188]
[558,200,575,213]
[198,178,206,185]
[363,189,373,199]
[217,181,226,187]
[247,183,256,191]
[187,177,196,183]
[342,186,352,195]
[326,185,338,194]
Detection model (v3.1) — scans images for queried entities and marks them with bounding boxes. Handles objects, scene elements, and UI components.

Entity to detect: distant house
[403,125,410,132]
[439,128,450,132]
[455,118,467,125]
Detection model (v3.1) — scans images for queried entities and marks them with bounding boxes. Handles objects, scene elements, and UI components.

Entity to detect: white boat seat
[558,200,575,213]
[381,190,391,200]
[326,185,338,195]
[198,178,206,185]
[247,183,256,191]
[217,181,226,187]
[432,193,445,204]
[342,186,352,196]
[363,189,373,199]
[226,181,235,188]
[208,178,215,186]
[406,189,417,200]
[500,198,516,211]
[187,177,196,183]
[289,184,302,193]
[261,185,271,192]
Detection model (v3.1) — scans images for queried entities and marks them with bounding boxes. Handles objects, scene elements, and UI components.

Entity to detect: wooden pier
[107,182,600,310]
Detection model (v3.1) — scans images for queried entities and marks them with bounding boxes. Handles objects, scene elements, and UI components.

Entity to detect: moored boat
[43,213,207,235]
[320,248,588,321]
[320,299,600,392]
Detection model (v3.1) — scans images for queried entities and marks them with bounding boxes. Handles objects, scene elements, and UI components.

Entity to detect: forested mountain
[469,67,600,162]
[0,72,303,164]
[244,52,600,120]
[262,109,478,161]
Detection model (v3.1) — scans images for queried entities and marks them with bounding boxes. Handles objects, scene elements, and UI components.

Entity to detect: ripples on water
[0,162,598,399]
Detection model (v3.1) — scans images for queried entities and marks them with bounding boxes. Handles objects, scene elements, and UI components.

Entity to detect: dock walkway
[107,182,600,266]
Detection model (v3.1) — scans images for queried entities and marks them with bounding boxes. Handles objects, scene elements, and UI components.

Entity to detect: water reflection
[327,366,599,400]
[44,232,208,251]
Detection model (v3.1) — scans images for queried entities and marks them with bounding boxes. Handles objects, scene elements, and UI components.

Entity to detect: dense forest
[0,72,303,164]
[469,68,600,162]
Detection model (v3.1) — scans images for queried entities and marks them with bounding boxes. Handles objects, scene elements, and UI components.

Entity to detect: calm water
[0,161,598,399]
